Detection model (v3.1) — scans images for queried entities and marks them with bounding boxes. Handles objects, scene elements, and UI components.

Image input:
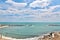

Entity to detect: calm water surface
[0,22,60,39]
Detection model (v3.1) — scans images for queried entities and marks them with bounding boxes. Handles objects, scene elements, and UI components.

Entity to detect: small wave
[2,35,39,40]
[2,32,57,40]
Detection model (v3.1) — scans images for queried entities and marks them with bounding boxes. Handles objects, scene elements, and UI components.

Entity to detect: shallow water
[0,22,60,39]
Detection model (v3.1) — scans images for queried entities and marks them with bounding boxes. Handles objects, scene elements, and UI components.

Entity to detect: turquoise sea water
[0,22,60,39]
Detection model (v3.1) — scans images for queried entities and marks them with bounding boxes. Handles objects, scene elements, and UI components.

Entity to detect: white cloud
[0,1,60,22]
[49,5,60,12]
[5,0,14,3]
[5,0,27,9]
[29,0,51,8]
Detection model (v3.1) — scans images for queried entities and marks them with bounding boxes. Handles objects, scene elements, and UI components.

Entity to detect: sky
[0,0,60,22]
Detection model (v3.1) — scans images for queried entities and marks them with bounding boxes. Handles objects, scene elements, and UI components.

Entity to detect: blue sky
[0,0,60,22]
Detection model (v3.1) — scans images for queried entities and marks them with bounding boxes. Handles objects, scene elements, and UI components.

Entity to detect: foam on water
[2,33,51,40]
[2,35,39,40]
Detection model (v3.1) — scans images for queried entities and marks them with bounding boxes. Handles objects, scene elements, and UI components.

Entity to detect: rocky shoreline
[38,32,60,40]
[0,32,60,40]
[0,25,8,28]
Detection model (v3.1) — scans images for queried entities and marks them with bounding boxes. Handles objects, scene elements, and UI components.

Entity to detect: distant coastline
[48,24,60,26]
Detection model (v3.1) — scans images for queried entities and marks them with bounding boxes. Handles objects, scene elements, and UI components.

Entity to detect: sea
[0,22,60,40]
